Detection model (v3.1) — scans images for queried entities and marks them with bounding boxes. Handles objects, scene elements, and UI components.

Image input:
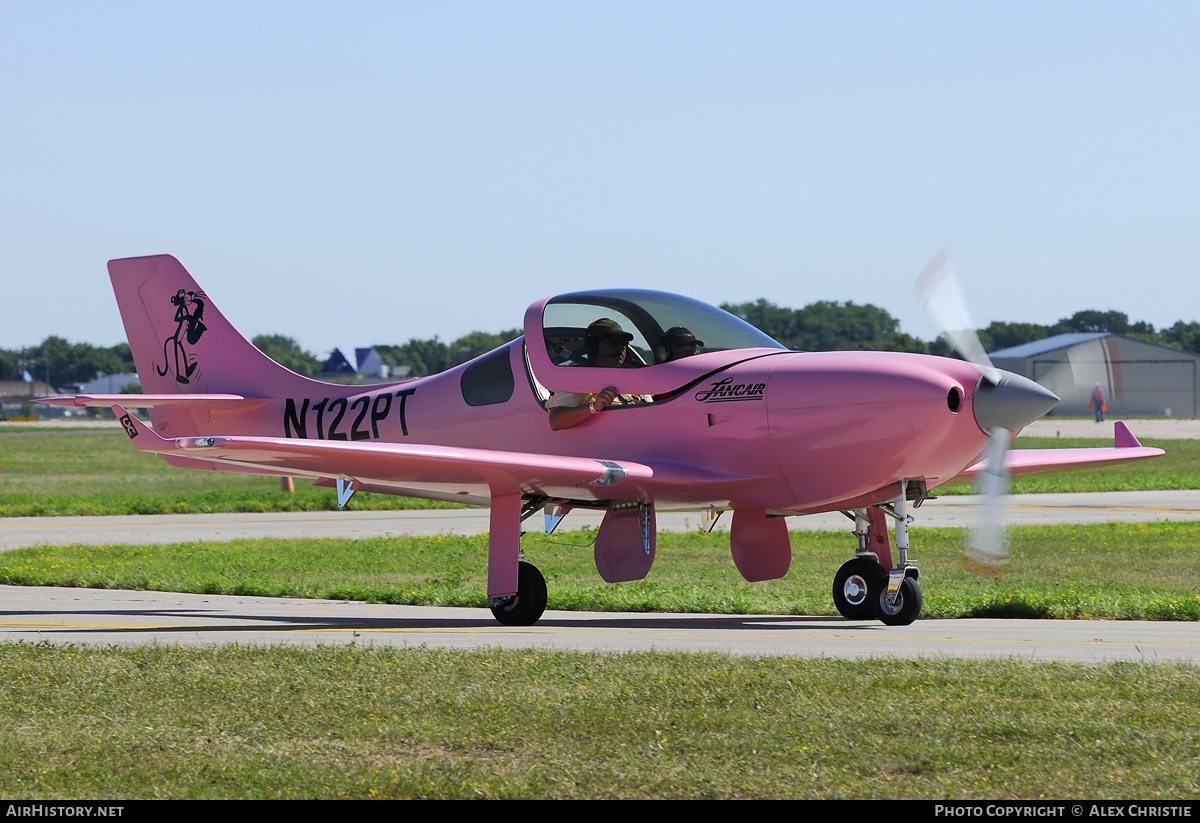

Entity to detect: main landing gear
[489,561,548,626]
[832,557,880,620]
[831,481,924,626]
[486,498,657,627]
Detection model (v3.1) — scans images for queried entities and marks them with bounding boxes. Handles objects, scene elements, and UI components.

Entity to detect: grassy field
[1,644,1197,800]
[3,523,1198,620]
[0,426,1196,515]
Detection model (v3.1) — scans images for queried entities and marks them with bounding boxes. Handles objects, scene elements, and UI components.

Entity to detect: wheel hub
[843,574,869,606]
[878,589,904,616]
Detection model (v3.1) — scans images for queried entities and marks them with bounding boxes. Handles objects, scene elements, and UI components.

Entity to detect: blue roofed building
[317,347,411,383]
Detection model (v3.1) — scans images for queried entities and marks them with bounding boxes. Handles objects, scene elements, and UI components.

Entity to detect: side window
[460,348,515,406]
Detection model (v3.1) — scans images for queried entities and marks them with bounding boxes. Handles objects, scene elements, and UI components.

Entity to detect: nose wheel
[832,558,884,619]
[871,574,922,626]
[489,561,548,626]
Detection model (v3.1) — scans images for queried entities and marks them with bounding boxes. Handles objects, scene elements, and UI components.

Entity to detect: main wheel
[873,576,922,626]
[489,561,548,626]
[832,558,884,619]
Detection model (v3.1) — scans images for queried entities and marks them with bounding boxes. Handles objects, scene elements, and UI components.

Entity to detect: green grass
[0,644,1196,799]
[3,522,1198,620]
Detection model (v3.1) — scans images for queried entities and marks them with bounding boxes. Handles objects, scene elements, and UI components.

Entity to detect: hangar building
[989,333,1200,418]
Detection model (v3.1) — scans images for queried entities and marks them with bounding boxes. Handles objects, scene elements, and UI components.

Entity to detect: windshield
[542,289,785,367]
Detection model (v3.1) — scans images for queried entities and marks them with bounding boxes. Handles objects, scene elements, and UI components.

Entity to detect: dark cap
[662,327,703,348]
[586,318,634,343]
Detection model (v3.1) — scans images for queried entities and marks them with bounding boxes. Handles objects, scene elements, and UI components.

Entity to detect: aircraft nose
[973,370,1060,432]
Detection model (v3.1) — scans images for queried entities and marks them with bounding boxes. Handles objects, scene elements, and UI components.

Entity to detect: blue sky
[3,2,1197,357]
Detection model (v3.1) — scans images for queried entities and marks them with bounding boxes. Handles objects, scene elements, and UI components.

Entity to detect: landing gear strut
[489,561,547,626]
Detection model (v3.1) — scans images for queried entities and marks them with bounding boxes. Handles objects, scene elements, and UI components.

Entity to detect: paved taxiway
[2,491,1199,662]
[2,585,1198,665]
[4,490,1200,551]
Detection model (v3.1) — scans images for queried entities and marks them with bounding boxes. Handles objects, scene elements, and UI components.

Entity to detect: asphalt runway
[2,492,1200,662]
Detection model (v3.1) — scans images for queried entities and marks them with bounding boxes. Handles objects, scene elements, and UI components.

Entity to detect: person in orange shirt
[1090,383,1106,422]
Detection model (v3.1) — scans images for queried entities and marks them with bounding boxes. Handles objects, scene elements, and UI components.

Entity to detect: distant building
[318,347,410,383]
[0,379,55,418]
[82,373,140,394]
[318,349,358,380]
[355,347,391,380]
[990,333,1200,418]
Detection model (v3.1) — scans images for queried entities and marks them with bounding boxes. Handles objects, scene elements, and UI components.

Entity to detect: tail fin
[110,254,326,434]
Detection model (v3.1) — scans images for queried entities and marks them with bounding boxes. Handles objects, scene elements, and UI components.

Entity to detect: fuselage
[117,269,1053,515]
[192,340,1006,513]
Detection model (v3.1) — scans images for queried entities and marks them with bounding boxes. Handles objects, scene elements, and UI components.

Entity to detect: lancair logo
[693,377,766,403]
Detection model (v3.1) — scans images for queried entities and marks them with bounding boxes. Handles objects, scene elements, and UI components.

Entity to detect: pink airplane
[42,254,1163,626]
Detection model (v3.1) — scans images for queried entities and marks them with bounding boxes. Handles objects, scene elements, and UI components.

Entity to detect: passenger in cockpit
[651,327,704,401]
[656,326,704,363]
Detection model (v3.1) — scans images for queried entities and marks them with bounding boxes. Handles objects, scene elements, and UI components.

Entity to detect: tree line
[5,303,1200,389]
[719,301,1200,359]
[0,337,135,387]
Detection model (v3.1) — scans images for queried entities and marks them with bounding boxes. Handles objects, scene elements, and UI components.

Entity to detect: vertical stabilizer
[109,255,326,434]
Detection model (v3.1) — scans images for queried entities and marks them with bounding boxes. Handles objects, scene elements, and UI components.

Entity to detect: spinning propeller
[915,250,1059,574]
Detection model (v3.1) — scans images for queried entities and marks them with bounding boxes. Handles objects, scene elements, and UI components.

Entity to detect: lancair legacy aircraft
[42,255,1162,626]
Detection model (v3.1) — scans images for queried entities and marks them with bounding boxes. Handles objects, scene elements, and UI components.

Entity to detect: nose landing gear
[832,482,924,626]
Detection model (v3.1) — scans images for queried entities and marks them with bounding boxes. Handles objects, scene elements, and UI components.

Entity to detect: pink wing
[956,422,1163,480]
[110,404,653,505]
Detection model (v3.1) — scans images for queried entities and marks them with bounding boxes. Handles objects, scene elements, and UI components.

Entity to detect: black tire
[873,576,923,626]
[490,561,548,626]
[832,558,884,619]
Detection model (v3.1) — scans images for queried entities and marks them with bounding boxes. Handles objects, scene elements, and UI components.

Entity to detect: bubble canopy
[523,288,788,395]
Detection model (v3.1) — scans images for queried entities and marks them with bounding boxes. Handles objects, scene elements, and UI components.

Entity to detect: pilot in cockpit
[547,318,644,430]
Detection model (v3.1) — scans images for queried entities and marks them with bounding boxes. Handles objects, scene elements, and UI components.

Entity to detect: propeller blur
[918,249,1066,573]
